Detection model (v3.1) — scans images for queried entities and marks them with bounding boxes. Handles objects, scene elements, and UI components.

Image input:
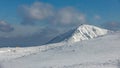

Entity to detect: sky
[0,0,120,46]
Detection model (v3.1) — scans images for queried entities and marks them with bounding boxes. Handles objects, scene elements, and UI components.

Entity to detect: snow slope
[0,31,120,68]
[48,24,108,43]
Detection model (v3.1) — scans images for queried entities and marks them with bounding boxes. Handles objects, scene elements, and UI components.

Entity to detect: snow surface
[0,25,120,68]
[48,24,108,43]
[0,32,120,68]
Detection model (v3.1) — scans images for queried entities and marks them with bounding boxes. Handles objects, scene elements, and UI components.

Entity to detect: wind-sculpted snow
[0,42,67,61]
[48,24,108,43]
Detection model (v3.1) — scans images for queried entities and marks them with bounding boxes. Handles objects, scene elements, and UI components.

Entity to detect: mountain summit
[48,24,108,43]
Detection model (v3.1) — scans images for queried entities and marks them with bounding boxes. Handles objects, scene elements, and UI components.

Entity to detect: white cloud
[19,2,86,26]
[53,7,86,26]
[29,2,54,20]
[19,2,54,25]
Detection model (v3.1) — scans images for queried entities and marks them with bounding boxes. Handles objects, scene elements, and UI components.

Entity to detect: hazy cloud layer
[0,21,14,32]
[19,2,86,26]
[0,24,45,37]
[102,22,120,31]
[0,26,68,47]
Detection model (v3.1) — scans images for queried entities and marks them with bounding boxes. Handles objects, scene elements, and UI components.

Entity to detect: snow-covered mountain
[48,24,108,43]
[0,31,120,68]
[1,24,120,68]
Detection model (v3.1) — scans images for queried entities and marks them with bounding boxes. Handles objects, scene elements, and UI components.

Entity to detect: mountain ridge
[48,24,109,44]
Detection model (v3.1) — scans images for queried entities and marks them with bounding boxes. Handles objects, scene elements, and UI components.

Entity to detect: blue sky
[0,0,120,47]
[0,0,120,25]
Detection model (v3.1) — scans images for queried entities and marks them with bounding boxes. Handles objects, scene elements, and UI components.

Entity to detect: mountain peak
[48,24,108,44]
[68,24,108,42]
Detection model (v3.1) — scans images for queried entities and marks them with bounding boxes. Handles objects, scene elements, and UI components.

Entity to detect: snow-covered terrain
[48,24,108,43]
[0,25,120,68]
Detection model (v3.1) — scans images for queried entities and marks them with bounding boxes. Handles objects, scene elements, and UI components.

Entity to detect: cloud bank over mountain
[18,2,86,26]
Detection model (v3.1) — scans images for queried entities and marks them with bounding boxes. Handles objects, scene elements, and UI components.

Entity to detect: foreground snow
[0,32,120,68]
